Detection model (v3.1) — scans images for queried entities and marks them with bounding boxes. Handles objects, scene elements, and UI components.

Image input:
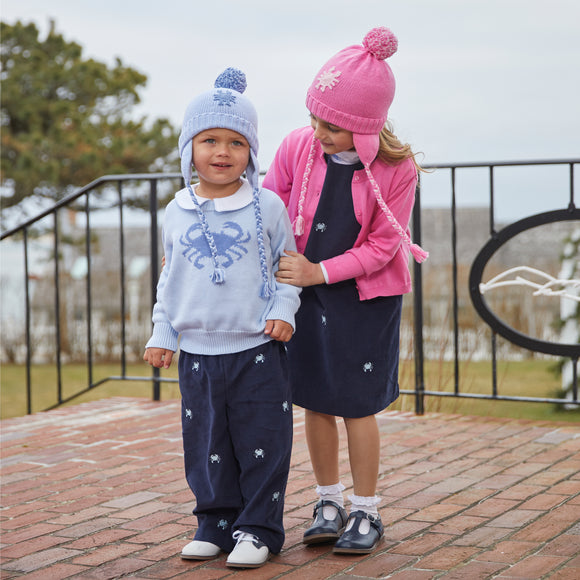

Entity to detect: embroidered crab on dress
[315,66,341,92]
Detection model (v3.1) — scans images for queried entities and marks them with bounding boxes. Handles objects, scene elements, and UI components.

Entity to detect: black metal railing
[1,173,183,414]
[408,159,579,413]
[1,160,578,415]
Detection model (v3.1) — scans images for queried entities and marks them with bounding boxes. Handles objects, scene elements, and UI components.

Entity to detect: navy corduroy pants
[178,341,293,554]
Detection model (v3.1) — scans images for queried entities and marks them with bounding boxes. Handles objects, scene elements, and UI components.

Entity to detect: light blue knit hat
[178,68,272,297]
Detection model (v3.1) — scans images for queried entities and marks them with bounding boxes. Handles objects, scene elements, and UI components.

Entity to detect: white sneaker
[180,539,221,560]
[226,531,270,568]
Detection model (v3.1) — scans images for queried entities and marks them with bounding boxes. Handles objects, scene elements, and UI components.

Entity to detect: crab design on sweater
[180,221,251,270]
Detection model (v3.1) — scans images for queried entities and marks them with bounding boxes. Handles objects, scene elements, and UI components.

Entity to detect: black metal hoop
[469,208,580,358]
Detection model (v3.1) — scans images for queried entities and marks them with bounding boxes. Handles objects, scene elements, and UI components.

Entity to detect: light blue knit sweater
[146,180,301,355]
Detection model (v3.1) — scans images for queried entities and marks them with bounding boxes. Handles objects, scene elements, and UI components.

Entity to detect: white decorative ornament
[185,408,193,419]
[480,266,580,302]
[315,67,341,92]
[254,448,265,459]
[363,362,374,373]
[209,453,221,464]
[254,353,266,364]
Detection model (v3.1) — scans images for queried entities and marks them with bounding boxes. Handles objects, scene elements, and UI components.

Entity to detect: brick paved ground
[1,397,579,579]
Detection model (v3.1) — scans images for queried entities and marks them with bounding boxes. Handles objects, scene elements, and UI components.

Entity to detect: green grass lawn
[1,359,579,422]
[0,363,181,419]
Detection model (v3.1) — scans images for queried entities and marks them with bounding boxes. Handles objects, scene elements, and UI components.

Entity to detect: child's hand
[143,347,174,369]
[264,319,293,342]
[276,251,325,287]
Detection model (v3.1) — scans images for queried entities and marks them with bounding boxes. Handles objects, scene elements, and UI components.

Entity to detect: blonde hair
[377,121,423,171]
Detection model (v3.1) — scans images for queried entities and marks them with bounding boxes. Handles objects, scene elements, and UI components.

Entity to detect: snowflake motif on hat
[315,66,341,92]
[213,89,237,106]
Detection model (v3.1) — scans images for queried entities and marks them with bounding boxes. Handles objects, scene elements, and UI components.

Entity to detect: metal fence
[1,160,578,415]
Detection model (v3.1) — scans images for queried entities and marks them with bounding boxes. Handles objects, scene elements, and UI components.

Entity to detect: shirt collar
[331,150,361,165]
[175,179,254,211]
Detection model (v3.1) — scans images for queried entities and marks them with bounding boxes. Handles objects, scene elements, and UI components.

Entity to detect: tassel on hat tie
[293,215,305,236]
[210,267,226,284]
[409,243,429,263]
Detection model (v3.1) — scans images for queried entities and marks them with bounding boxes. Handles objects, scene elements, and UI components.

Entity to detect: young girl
[144,68,301,568]
[263,27,427,555]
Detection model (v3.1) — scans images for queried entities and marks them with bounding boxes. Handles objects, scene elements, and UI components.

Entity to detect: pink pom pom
[363,27,398,60]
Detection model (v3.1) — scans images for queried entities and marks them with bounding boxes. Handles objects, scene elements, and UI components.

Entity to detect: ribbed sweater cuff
[145,323,178,352]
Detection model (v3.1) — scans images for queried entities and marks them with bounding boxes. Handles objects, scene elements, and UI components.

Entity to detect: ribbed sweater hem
[179,331,271,356]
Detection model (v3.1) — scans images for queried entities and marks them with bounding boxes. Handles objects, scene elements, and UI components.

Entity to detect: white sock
[347,494,381,534]
[316,482,345,519]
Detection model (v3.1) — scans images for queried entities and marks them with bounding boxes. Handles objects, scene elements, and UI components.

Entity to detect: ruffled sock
[347,494,381,533]
[316,482,345,519]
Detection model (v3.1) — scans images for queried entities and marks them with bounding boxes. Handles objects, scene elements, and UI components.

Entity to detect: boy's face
[192,128,250,196]
[310,113,355,155]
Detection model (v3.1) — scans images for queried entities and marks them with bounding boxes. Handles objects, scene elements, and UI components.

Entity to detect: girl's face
[192,128,250,198]
[310,113,355,155]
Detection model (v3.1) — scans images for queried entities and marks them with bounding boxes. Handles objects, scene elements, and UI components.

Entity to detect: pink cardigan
[263,126,417,300]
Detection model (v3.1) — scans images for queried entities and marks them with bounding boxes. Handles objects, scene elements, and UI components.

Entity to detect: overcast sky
[3,0,579,220]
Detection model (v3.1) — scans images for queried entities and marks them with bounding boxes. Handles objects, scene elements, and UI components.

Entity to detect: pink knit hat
[306,26,397,166]
[297,26,428,263]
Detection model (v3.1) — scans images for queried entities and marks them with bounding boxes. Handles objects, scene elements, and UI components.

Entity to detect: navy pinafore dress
[287,156,402,418]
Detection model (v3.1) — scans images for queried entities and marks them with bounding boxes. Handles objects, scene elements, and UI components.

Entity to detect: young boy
[144,68,300,569]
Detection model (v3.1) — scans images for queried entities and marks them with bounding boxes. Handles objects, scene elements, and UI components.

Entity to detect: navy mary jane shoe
[333,511,384,554]
[303,499,348,545]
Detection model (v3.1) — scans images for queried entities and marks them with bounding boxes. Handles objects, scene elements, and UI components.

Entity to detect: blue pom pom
[214,67,247,94]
